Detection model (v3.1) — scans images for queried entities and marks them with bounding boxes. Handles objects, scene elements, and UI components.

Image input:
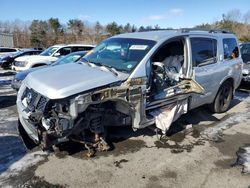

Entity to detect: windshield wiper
[80,57,92,66]
[90,62,118,76]
[80,58,118,76]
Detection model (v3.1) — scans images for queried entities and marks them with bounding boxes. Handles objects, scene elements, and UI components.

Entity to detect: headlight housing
[14,61,28,67]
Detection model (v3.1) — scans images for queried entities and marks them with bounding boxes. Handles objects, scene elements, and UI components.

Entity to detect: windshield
[84,38,156,73]
[40,47,59,56]
[51,53,83,66]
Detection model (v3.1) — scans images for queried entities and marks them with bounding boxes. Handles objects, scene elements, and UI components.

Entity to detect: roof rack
[138,28,174,32]
[180,28,232,34]
[208,29,231,33]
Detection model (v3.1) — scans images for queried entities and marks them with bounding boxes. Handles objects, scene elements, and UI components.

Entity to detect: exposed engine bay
[20,77,203,157]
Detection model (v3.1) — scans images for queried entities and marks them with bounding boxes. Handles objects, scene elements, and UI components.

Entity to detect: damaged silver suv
[17,29,242,152]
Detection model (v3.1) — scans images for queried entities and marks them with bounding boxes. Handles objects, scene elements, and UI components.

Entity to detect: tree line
[196,9,250,42]
[0,19,150,48]
[0,9,249,48]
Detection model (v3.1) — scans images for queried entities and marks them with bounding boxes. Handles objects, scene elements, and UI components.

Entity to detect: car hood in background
[15,66,46,81]
[15,55,58,63]
[25,63,122,99]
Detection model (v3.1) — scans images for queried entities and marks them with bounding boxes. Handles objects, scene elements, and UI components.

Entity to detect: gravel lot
[0,68,250,188]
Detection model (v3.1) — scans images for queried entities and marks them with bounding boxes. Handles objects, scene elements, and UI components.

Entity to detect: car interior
[148,38,186,100]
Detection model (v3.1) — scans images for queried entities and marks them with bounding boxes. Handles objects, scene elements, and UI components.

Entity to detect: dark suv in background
[240,42,250,82]
[0,49,42,69]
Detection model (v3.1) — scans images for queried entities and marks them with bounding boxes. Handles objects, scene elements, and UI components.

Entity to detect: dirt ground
[0,68,250,188]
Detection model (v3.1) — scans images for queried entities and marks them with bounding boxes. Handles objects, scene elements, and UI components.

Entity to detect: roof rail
[138,28,174,32]
[208,29,231,34]
[180,28,232,34]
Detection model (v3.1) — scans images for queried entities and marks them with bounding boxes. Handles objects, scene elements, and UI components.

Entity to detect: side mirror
[219,54,223,61]
[53,52,61,57]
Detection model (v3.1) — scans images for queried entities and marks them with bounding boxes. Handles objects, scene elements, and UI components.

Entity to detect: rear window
[223,38,239,60]
[191,38,217,67]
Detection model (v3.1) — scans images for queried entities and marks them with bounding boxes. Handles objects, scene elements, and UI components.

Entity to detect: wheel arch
[209,76,234,113]
[219,76,235,93]
[31,63,47,68]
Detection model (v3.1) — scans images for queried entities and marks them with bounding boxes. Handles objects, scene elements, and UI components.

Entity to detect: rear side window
[191,38,217,67]
[58,47,71,56]
[0,48,17,52]
[72,46,94,52]
[223,38,239,60]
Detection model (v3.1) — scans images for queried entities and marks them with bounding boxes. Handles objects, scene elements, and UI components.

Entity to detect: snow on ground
[234,91,250,101]
[236,145,250,174]
[202,96,250,141]
[0,77,12,86]
[201,94,250,174]
[0,70,48,184]
[0,151,47,181]
[0,87,15,95]
[0,109,17,123]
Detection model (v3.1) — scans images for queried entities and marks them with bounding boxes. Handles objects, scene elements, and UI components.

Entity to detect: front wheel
[210,81,233,113]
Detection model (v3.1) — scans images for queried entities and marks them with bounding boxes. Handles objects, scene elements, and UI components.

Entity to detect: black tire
[210,81,233,113]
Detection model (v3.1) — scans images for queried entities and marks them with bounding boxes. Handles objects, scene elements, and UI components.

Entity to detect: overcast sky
[1,0,250,28]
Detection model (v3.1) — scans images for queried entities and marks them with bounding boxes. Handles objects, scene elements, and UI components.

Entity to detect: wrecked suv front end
[17,79,135,151]
[17,35,204,153]
[17,37,156,151]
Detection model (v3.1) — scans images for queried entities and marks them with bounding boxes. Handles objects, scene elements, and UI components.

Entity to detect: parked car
[0,47,20,57]
[240,42,250,82]
[0,49,42,69]
[11,51,88,91]
[12,44,95,71]
[17,29,242,152]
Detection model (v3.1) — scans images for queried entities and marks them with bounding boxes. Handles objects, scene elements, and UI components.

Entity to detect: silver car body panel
[16,30,243,146]
[25,63,124,99]
[189,35,242,109]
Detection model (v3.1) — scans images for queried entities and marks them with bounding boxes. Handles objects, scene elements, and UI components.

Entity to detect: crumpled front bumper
[17,85,39,143]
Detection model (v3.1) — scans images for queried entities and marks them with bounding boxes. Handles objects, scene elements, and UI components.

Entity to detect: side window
[58,47,71,56]
[223,38,239,60]
[72,46,94,52]
[25,52,32,55]
[34,51,41,55]
[9,49,17,52]
[84,47,94,51]
[191,38,217,67]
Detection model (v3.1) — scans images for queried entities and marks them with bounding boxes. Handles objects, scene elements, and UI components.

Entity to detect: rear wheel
[210,81,233,113]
